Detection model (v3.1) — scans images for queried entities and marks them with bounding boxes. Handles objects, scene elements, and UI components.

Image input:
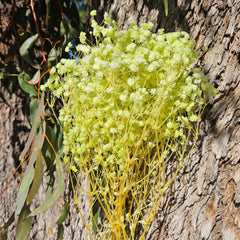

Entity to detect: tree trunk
[0,91,88,240]
[0,1,86,239]
[0,86,29,239]
[90,0,240,239]
[1,0,240,239]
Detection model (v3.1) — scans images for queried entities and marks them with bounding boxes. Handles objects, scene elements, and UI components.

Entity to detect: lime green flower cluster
[42,11,215,239]
[43,13,207,169]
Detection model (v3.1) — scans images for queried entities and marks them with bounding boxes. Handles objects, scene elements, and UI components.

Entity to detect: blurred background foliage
[0,0,89,92]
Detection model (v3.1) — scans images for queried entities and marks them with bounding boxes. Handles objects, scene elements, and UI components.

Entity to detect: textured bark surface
[0,85,88,240]
[1,0,240,239]
[0,1,87,239]
[0,1,85,239]
[0,87,29,239]
[152,1,240,239]
[92,0,240,239]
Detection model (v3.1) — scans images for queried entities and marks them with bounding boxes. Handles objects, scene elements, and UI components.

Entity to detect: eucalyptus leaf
[19,34,39,68]
[92,207,100,234]
[29,98,38,125]
[163,0,168,16]
[15,130,44,217]
[26,148,44,205]
[56,202,69,226]
[42,124,59,166]
[16,204,32,240]
[56,224,64,240]
[48,47,61,62]
[45,0,50,26]
[19,92,44,162]
[0,227,7,240]
[28,155,65,217]
[60,19,69,36]
[27,69,41,85]
[2,213,14,229]
[18,72,38,96]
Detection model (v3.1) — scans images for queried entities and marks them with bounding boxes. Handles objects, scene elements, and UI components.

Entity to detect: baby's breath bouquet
[42,10,215,240]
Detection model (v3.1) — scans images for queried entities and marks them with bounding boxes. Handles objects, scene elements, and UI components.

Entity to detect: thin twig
[30,0,47,63]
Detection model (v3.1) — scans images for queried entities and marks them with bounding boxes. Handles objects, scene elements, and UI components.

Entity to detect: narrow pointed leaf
[27,69,41,85]
[56,224,64,240]
[18,73,38,96]
[0,227,7,240]
[48,47,61,62]
[16,204,32,240]
[29,98,38,125]
[19,34,39,67]
[19,92,44,162]
[56,202,70,226]
[26,149,44,205]
[45,0,50,26]
[163,0,168,16]
[2,213,15,229]
[0,213,14,240]
[15,130,44,217]
[92,207,100,234]
[28,155,65,217]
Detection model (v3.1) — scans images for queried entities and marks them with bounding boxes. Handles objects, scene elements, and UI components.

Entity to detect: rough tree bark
[0,1,85,239]
[91,0,240,239]
[1,0,240,239]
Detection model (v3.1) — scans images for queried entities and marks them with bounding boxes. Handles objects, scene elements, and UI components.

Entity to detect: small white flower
[110,61,120,69]
[119,94,127,102]
[150,88,156,95]
[79,32,86,44]
[110,128,117,134]
[190,114,198,122]
[90,10,97,16]
[129,64,138,72]
[76,45,90,54]
[127,78,135,87]
[126,43,136,52]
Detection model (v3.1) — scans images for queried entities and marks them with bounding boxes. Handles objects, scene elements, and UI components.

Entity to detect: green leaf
[55,124,63,155]
[18,72,38,96]
[2,213,15,229]
[56,202,70,226]
[41,124,61,201]
[45,0,50,27]
[27,69,41,85]
[92,207,100,234]
[42,124,60,169]
[0,213,14,240]
[19,92,45,162]
[0,227,7,240]
[29,98,38,125]
[56,224,64,240]
[16,204,32,240]
[19,34,39,68]
[28,155,65,217]
[60,19,69,36]
[48,47,61,62]
[55,201,69,240]
[163,0,168,16]
[45,174,54,201]
[15,129,45,217]
[26,149,44,205]
[48,48,57,62]
[0,1,3,10]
